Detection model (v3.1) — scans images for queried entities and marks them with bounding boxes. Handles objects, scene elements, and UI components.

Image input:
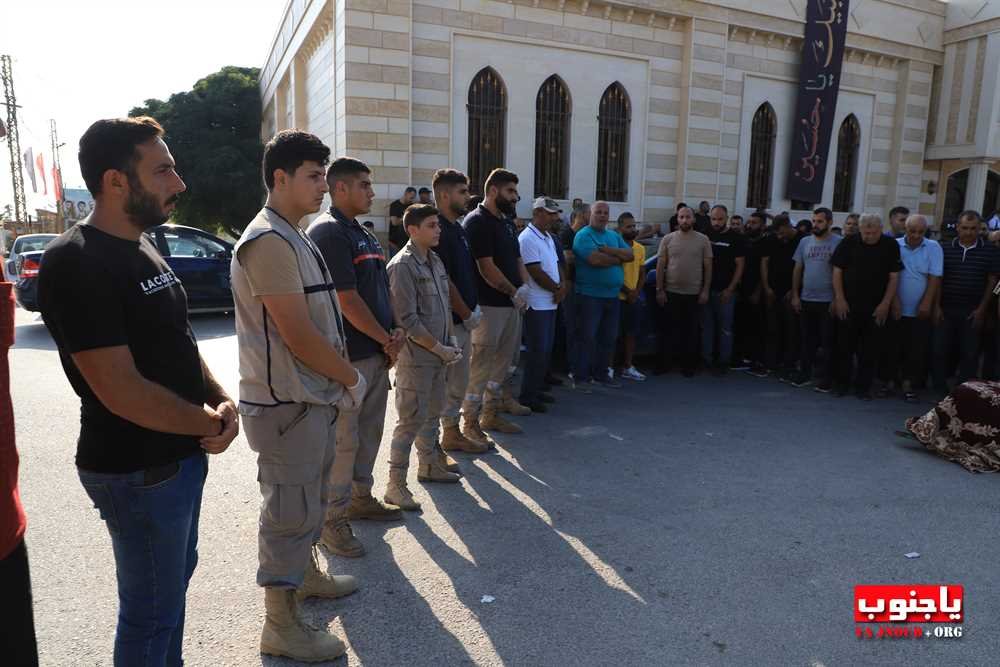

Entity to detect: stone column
[964,162,990,214]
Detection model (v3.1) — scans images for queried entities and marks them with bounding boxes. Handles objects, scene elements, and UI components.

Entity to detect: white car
[4,234,58,283]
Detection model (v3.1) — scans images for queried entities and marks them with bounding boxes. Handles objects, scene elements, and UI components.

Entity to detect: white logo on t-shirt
[139,270,180,295]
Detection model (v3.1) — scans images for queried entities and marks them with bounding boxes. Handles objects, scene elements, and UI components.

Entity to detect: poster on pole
[62,188,95,223]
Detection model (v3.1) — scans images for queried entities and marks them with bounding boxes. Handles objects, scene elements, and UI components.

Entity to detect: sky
[2,0,287,217]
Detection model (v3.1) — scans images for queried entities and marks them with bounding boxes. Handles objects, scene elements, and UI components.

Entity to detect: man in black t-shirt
[462,168,532,434]
[557,205,588,373]
[758,215,801,378]
[734,210,767,371]
[830,213,902,398]
[701,204,746,373]
[418,187,432,205]
[388,186,416,255]
[307,158,406,559]
[38,117,238,665]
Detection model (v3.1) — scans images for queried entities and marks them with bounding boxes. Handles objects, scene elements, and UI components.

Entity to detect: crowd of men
[18,116,1000,666]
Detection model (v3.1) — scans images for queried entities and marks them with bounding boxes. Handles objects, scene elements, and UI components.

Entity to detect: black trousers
[1,538,39,666]
[658,292,700,373]
[765,292,799,371]
[734,296,765,365]
[799,301,834,382]
[882,316,931,388]
[834,310,887,392]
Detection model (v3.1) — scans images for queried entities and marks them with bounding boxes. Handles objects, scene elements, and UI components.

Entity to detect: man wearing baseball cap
[518,198,567,411]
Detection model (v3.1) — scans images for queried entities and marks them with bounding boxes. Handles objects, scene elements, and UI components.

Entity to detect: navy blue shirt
[940,237,1000,313]
[307,207,393,361]
[463,204,522,308]
[433,213,478,324]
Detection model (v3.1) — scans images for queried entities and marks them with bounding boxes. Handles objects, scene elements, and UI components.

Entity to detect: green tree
[131,66,263,239]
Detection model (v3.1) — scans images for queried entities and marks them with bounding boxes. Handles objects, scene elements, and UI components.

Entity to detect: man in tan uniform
[384,204,464,510]
[232,130,366,661]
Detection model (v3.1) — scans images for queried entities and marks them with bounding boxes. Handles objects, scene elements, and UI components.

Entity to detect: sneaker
[813,380,833,393]
[790,373,812,388]
[621,366,646,382]
[746,364,769,378]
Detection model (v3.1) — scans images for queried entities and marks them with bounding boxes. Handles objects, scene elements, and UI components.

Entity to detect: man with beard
[388,186,416,255]
[308,158,407,560]
[655,206,712,376]
[887,206,909,239]
[462,169,532,434]
[695,200,712,234]
[756,215,801,379]
[232,131,363,661]
[701,204,746,374]
[735,210,767,371]
[38,117,239,664]
[430,169,491,453]
[790,207,841,389]
[615,213,647,381]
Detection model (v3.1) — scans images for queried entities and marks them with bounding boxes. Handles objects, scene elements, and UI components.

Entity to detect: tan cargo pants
[440,322,472,427]
[390,364,445,473]
[242,401,338,588]
[462,305,521,419]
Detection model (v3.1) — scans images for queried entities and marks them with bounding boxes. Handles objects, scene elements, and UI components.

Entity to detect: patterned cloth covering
[906,381,1000,473]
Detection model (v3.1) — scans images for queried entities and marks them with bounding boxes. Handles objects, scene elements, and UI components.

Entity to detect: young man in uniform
[430,169,492,452]
[307,158,406,559]
[38,117,239,665]
[385,205,465,510]
[463,169,532,434]
[233,130,365,661]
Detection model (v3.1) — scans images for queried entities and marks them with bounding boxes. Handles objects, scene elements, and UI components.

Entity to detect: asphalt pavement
[11,308,1000,666]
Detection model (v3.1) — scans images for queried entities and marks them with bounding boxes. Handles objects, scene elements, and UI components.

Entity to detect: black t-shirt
[741,232,766,296]
[307,207,393,361]
[708,229,747,291]
[559,226,577,279]
[831,234,903,313]
[433,214,478,324]
[764,235,800,296]
[388,199,408,249]
[38,224,206,473]
[463,204,522,307]
[695,214,711,235]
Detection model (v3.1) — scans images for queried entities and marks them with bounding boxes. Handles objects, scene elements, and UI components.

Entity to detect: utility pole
[1,55,27,229]
[50,118,65,231]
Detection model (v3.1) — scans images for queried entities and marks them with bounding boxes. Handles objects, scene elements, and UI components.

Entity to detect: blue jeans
[574,295,620,382]
[520,308,557,404]
[78,452,207,666]
[700,290,736,366]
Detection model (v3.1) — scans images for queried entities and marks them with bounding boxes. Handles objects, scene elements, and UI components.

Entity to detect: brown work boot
[296,548,358,602]
[441,424,489,454]
[500,394,532,416]
[320,519,365,558]
[384,480,422,511]
[417,458,462,483]
[261,587,346,661]
[480,407,523,434]
[345,494,403,522]
[460,417,496,450]
[437,449,460,473]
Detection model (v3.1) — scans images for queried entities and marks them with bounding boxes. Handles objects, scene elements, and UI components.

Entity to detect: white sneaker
[621,366,646,382]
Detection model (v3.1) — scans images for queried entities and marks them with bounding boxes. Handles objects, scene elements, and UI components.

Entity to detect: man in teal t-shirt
[571,202,633,388]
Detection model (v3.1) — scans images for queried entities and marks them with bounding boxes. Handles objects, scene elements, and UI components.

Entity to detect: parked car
[4,234,57,283]
[13,224,234,313]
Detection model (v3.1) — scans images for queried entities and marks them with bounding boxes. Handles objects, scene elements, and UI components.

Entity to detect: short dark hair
[958,210,982,225]
[326,156,371,189]
[405,186,417,194]
[772,213,791,228]
[813,207,833,223]
[617,212,635,224]
[710,204,728,216]
[748,210,766,223]
[403,203,438,228]
[731,215,744,222]
[889,206,910,218]
[432,168,468,193]
[261,130,330,191]
[676,201,688,211]
[79,116,164,195]
[418,187,431,195]
[484,168,518,193]
[699,200,710,207]
[846,212,860,221]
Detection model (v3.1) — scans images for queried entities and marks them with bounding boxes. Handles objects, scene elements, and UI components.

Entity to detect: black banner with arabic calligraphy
[786,0,850,204]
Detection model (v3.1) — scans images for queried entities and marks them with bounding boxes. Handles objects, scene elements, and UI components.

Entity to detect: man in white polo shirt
[517,197,566,413]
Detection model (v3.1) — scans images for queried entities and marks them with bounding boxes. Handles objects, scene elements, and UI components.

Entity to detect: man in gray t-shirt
[789,208,841,389]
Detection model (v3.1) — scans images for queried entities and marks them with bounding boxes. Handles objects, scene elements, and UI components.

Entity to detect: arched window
[832,115,861,212]
[596,82,630,202]
[467,67,507,195]
[746,103,776,210]
[534,75,571,199]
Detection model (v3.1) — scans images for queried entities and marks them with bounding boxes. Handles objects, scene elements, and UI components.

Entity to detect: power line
[1,54,27,224]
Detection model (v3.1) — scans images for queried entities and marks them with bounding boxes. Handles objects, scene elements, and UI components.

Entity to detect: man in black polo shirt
[758,215,801,378]
[388,186,416,255]
[430,168,491,453]
[307,157,406,559]
[735,210,767,371]
[701,204,746,374]
[830,213,902,399]
[933,210,1000,392]
[463,168,532,434]
[38,117,238,664]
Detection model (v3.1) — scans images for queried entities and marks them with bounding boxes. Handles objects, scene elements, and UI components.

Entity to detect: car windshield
[163,231,227,258]
[13,236,57,254]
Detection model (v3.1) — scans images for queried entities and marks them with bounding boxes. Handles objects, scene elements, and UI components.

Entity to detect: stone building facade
[258,0,996,231]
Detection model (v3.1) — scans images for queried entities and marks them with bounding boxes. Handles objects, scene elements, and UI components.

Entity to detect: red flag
[35,153,47,196]
[51,166,63,201]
